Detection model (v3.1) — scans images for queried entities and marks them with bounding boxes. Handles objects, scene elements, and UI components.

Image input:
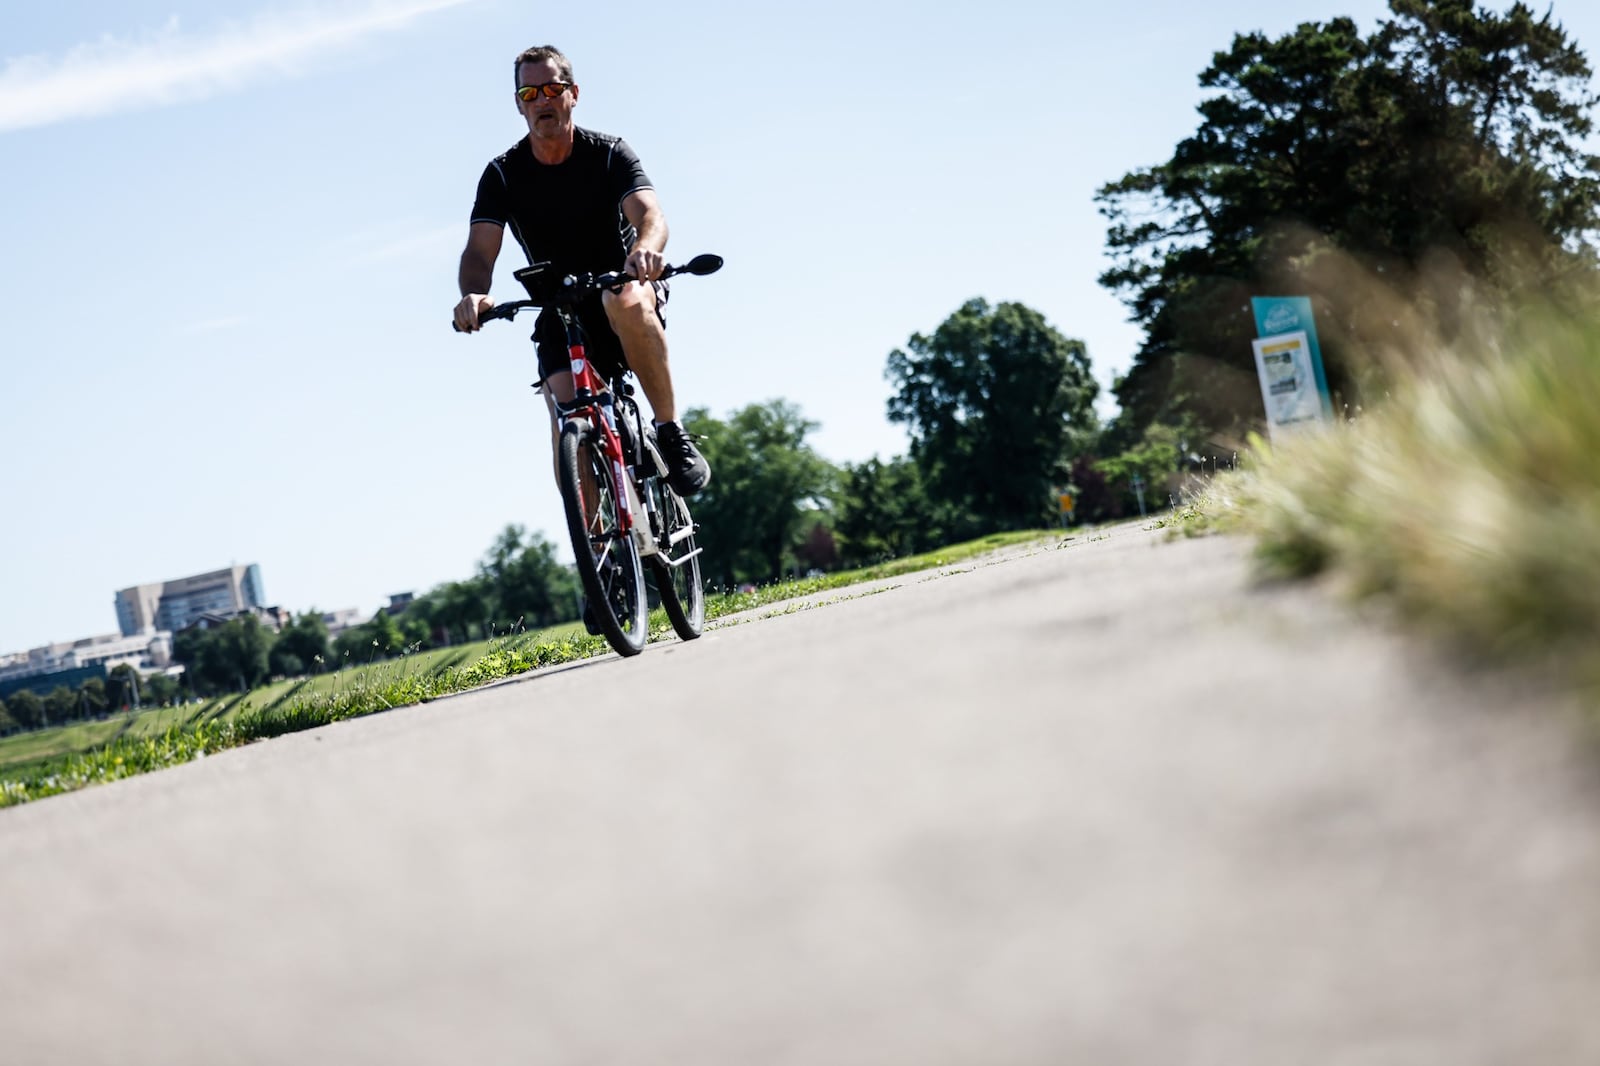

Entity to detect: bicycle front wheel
[647,481,705,641]
[558,419,647,657]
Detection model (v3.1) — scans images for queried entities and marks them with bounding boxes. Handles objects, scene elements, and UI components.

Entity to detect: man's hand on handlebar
[624,246,664,283]
[454,293,496,333]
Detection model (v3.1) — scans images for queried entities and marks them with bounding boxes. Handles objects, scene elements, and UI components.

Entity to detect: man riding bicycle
[452,44,711,499]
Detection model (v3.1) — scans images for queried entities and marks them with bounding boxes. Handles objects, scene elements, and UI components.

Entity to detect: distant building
[115,564,266,636]
[320,608,366,639]
[180,605,292,635]
[0,631,173,699]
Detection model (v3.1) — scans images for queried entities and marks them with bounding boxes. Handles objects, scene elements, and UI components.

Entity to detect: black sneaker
[580,599,603,635]
[655,421,711,497]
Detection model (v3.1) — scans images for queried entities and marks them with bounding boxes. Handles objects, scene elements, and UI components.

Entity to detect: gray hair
[513,45,573,88]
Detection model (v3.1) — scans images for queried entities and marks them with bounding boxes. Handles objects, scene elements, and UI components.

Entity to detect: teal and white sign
[1250,296,1333,432]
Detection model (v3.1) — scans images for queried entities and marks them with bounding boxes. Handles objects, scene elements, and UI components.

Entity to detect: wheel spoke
[560,422,648,655]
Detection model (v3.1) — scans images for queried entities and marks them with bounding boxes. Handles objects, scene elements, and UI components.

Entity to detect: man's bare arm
[621,189,668,281]
[454,222,504,332]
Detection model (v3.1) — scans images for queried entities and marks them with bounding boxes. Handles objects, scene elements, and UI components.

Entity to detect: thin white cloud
[175,314,250,336]
[339,223,463,267]
[0,0,471,133]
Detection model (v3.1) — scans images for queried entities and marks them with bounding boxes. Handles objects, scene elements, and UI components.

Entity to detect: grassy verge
[0,530,1058,809]
[1187,295,1600,689]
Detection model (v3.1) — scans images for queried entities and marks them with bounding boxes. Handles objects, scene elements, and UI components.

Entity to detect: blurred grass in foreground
[1200,288,1600,687]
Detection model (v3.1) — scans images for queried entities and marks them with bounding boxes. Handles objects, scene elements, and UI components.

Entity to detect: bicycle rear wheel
[647,480,704,641]
[558,419,647,656]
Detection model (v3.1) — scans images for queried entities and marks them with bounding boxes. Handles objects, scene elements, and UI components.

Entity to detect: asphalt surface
[3,521,1599,1065]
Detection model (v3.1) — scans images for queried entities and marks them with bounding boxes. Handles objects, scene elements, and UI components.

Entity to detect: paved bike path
[3,522,1598,1064]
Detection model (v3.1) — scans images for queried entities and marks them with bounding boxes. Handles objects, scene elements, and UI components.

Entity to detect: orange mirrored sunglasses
[516,82,571,102]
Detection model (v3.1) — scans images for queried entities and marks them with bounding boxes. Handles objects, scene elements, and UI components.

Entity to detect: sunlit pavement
[4,521,1598,1064]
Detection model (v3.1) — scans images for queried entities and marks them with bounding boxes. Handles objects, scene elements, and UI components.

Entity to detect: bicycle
[455,254,723,657]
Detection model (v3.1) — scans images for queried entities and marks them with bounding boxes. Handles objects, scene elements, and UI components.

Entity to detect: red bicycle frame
[555,316,635,534]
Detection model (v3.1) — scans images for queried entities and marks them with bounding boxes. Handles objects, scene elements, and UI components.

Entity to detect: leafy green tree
[79,677,110,718]
[684,400,839,587]
[834,456,950,566]
[173,626,216,694]
[7,689,45,730]
[106,664,142,710]
[171,626,213,693]
[175,617,274,693]
[143,672,180,707]
[886,299,1099,534]
[45,686,77,726]
[1094,423,1186,514]
[271,612,331,676]
[478,524,580,631]
[397,613,432,648]
[212,616,273,691]
[1098,2,1600,444]
[370,610,406,657]
[0,697,16,735]
[333,622,377,664]
[419,579,494,646]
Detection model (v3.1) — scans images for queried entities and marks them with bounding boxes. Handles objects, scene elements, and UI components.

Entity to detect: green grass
[0,629,585,781]
[1189,292,1600,689]
[0,530,1059,808]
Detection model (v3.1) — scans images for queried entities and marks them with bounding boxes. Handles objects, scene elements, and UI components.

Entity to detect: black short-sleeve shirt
[470,127,652,275]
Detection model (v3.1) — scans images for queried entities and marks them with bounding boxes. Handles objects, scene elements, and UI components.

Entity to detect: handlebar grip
[452,303,515,332]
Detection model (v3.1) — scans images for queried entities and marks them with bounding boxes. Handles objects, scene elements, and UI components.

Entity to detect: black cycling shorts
[534,280,669,387]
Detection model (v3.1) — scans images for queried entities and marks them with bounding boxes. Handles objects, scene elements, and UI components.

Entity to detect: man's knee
[601,284,658,330]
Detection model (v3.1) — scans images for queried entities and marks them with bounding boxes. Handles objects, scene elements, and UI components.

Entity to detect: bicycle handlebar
[453,253,722,332]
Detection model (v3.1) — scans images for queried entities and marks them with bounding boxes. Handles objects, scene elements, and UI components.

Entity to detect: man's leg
[543,371,574,485]
[602,282,709,496]
[601,282,675,420]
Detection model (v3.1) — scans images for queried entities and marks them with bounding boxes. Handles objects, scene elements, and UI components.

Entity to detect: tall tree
[886,299,1098,533]
[106,664,142,710]
[7,690,45,731]
[45,686,77,726]
[477,524,580,630]
[0,696,16,735]
[834,456,948,566]
[421,579,494,646]
[174,617,274,693]
[211,616,273,691]
[1099,1,1600,444]
[143,673,181,708]
[684,401,838,587]
[79,677,109,718]
[271,612,331,677]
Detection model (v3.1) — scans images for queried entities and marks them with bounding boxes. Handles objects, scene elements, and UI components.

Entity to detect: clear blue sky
[3,0,1597,652]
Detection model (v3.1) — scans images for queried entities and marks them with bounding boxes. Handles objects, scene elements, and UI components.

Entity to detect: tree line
[0,664,172,734]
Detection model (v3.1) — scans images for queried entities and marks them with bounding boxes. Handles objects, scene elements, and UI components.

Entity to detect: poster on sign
[1250,295,1333,426]
[1251,331,1326,436]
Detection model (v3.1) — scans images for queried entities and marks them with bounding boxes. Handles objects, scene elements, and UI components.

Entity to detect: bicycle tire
[558,419,647,656]
[647,481,704,641]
